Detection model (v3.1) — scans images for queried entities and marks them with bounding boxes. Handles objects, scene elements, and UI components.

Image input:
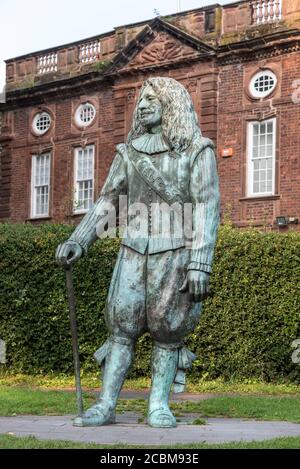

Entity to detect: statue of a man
[56,77,220,428]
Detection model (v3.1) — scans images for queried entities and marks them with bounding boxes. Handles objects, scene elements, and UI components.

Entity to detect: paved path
[56,389,218,401]
[1,414,300,445]
[119,390,217,401]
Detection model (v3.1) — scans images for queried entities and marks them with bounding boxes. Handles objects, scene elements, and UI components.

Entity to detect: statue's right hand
[56,241,83,268]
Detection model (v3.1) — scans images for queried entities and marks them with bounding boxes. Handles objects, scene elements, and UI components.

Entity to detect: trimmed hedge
[0,223,299,382]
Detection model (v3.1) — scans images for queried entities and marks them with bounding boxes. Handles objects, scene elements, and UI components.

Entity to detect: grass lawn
[0,372,299,395]
[1,434,300,449]
[1,386,300,423]
[1,381,300,450]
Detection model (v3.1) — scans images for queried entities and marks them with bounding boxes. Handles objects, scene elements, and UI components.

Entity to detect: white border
[31,153,51,218]
[75,103,96,128]
[32,112,51,136]
[247,118,276,198]
[73,145,95,214]
[249,70,277,99]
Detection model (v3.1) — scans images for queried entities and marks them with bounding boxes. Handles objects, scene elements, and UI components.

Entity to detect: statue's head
[128,77,201,152]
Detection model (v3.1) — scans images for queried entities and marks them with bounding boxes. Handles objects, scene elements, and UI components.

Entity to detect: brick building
[0,0,300,230]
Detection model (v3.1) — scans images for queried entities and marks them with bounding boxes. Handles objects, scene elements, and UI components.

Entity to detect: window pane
[260,159,267,170]
[32,154,50,216]
[77,104,96,126]
[260,180,266,192]
[260,134,266,146]
[266,180,272,192]
[253,182,259,193]
[75,146,94,211]
[35,186,49,216]
[259,146,266,158]
[77,150,83,180]
[249,120,275,195]
[266,145,273,157]
[35,157,40,186]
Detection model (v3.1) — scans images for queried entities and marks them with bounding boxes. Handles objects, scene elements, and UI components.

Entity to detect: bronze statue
[56,77,220,428]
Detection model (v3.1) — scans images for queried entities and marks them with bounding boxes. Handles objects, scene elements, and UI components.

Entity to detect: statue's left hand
[179,270,210,303]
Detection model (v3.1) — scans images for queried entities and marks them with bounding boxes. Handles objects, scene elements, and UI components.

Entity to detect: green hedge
[0,223,299,383]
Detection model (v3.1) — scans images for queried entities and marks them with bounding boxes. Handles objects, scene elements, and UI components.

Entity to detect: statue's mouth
[140,111,154,118]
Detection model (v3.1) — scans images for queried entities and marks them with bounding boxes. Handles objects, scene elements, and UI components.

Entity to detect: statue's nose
[138,98,148,110]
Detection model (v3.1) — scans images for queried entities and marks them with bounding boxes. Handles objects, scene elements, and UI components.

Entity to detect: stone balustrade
[251,0,282,24]
[5,34,115,91]
[78,40,101,64]
[37,52,58,75]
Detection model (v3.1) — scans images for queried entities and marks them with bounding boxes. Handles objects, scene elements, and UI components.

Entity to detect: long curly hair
[127,77,202,152]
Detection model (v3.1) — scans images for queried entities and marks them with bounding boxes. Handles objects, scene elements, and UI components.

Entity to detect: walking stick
[64,265,84,417]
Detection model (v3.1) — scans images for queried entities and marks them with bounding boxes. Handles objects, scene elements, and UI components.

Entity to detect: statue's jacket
[69,133,220,274]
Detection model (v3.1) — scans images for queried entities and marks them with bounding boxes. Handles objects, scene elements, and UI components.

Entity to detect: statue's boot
[74,338,134,426]
[147,343,178,428]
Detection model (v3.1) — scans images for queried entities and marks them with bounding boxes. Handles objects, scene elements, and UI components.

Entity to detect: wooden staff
[64,265,84,416]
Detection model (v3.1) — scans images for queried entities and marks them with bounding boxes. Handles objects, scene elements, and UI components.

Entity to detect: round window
[32,112,51,135]
[75,103,96,127]
[249,70,277,99]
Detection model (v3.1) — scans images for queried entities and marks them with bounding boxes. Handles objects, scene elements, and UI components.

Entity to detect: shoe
[73,401,116,427]
[147,407,176,428]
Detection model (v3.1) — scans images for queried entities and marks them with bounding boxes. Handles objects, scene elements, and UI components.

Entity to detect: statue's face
[137,84,162,130]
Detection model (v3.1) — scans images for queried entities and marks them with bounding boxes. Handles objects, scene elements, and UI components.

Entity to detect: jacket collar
[131,133,170,155]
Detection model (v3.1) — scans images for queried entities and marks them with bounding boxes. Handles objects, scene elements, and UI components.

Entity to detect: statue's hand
[179,270,210,303]
[56,241,83,268]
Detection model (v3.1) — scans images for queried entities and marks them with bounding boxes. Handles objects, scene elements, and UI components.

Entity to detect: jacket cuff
[68,236,88,255]
[187,262,212,274]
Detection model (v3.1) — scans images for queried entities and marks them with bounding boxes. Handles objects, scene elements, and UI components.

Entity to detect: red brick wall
[217,51,300,231]
[2,49,300,232]
[1,0,300,232]
[5,85,117,223]
[1,61,219,224]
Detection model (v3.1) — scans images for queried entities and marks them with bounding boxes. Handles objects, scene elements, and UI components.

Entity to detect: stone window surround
[244,63,281,103]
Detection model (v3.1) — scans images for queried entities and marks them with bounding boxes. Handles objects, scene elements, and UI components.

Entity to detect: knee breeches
[105,245,202,344]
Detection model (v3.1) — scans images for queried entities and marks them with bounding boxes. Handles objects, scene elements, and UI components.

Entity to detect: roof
[5,1,245,62]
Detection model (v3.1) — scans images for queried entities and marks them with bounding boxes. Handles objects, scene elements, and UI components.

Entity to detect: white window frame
[31,153,51,218]
[32,112,52,136]
[249,70,277,99]
[74,145,95,214]
[247,118,276,198]
[75,103,96,128]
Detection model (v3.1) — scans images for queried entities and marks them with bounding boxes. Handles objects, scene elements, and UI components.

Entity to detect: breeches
[105,245,202,345]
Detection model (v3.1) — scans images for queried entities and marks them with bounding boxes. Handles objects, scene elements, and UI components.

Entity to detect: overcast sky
[0,0,233,89]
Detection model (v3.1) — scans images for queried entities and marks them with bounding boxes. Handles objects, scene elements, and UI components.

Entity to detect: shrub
[0,223,299,383]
